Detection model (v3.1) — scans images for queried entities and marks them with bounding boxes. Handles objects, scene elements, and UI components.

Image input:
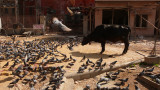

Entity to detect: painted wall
[41,0,94,15]
[19,0,95,28]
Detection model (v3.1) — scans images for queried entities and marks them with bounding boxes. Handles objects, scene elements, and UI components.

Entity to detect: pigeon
[156,73,160,78]
[109,61,117,67]
[44,86,50,90]
[122,84,129,90]
[44,55,49,59]
[86,59,93,65]
[15,65,23,72]
[98,77,110,83]
[24,78,32,82]
[111,75,118,80]
[145,67,154,72]
[68,63,74,66]
[91,63,95,68]
[96,58,103,67]
[135,84,140,90]
[78,66,86,73]
[9,79,20,84]
[97,84,101,90]
[155,78,160,84]
[30,84,35,90]
[101,62,106,67]
[149,74,157,79]
[2,61,9,68]
[113,70,120,76]
[119,78,129,82]
[67,45,73,51]
[100,62,106,69]
[33,75,38,80]
[70,55,73,60]
[66,66,71,68]
[112,87,121,90]
[33,79,37,84]
[138,70,145,76]
[97,58,103,63]
[40,76,47,82]
[80,55,86,62]
[81,63,86,67]
[72,58,77,62]
[84,85,90,90]
[40,70,47,75]
[88,68,92,71]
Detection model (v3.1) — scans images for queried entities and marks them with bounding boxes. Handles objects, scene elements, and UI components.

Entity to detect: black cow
[82,24,131,55]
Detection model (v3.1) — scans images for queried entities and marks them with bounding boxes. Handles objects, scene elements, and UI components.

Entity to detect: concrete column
[95,9,102,27]
[83,15,88,36]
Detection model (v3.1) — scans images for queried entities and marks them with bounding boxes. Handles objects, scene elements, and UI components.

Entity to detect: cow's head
[81,36,91,45]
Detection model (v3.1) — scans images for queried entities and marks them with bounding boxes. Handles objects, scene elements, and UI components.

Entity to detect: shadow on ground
[70,51,123,59]
[0,77,14,83]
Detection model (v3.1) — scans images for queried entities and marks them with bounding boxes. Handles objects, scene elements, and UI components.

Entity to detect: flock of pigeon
[0,36,159,90]
[77,57,117,73]
[0,37,81,90]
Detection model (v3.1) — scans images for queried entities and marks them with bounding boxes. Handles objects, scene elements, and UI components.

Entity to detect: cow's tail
[127,26,131,40]
[129,27,131,40]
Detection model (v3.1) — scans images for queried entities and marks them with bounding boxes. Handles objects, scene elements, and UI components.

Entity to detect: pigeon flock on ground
[0,37,81,90]
[0,36,159,90]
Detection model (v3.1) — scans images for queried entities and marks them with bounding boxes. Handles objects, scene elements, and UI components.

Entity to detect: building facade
[95,0,160,36]
[0,0,95,35]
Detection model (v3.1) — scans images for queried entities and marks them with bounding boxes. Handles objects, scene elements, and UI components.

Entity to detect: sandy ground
[0,35,159,90]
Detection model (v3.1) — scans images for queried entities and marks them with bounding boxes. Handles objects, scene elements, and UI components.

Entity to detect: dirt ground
[0,35,160,90]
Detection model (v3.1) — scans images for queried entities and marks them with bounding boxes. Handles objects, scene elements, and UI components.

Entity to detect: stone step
[58,77,75,90]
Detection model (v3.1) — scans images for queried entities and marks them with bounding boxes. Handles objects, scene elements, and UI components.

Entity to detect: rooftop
[95,0,160,1]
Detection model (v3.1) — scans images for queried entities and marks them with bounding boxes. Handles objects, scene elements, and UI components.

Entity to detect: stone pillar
[95,9,102,27]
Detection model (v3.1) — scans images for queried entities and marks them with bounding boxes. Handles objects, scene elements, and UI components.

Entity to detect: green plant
[129,64,136,67]
[154,64,159,67]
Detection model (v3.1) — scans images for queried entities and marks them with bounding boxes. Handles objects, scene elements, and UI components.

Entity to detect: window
[5,8,8,14]
[12,8,15,16]
[135,14,148,27]
[29,7,34,15]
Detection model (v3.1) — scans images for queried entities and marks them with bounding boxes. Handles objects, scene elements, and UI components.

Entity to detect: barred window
[135,14,148,27]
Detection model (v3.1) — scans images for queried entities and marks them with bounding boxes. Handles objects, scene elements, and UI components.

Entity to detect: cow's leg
[122,38,129,54]
[100,42,105,54]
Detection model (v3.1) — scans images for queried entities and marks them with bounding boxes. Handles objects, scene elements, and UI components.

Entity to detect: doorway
[102,9,128,25]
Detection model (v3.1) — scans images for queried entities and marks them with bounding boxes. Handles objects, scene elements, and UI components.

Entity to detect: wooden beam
[15,0,18,23]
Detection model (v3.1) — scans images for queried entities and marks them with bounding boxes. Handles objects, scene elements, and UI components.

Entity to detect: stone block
[144,56,160,64]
